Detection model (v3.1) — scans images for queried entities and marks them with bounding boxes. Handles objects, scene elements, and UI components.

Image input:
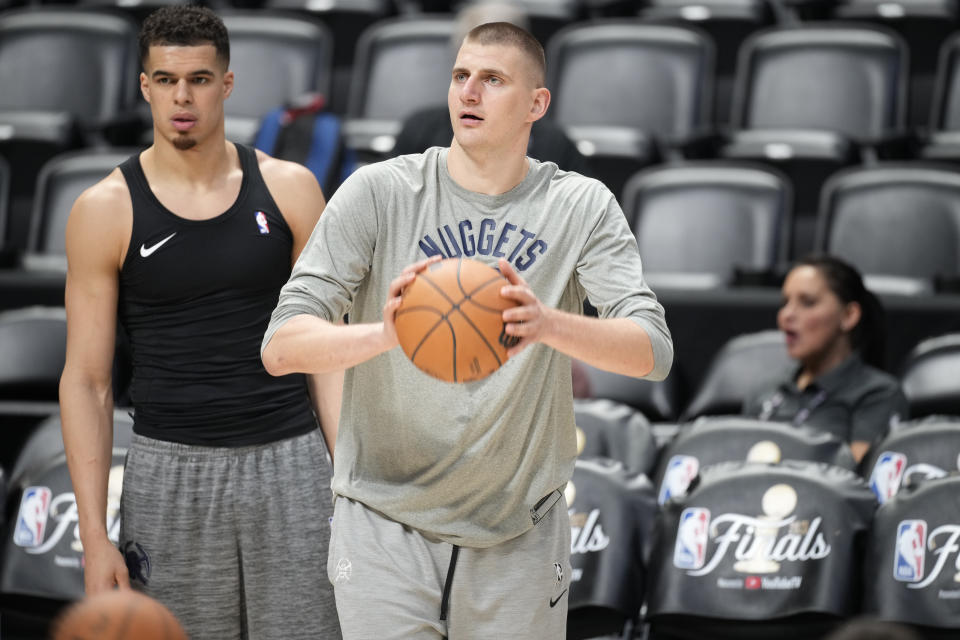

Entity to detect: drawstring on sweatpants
[439,545,460,621]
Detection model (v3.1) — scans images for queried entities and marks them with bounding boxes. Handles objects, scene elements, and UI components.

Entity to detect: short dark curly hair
[139,5,229,71]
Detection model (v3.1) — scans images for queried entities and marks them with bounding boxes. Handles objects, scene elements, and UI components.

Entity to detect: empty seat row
[627,161,960,295]
[13,148,960,300]
[5,9,960,187]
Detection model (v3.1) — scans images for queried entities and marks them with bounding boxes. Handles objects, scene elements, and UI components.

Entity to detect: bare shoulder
[255,149,323,197]
[254,149,325,237]
[71,168,132,223]
[66,168,132,265]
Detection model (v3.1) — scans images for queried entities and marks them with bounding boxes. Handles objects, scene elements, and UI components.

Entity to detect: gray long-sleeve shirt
[263,147,673,547]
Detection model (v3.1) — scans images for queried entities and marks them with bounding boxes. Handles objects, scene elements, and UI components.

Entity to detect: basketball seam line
[452,306,504,369]
[461,274,509,313]
[406,261,508,381]
[411,315,455,367]
[455,265,510,370]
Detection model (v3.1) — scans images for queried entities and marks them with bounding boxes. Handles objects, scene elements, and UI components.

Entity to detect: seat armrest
[721,128,857,162]
[0,111,79,146]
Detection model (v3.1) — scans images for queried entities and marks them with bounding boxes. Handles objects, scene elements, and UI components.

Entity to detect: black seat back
[900,334,960,417]
[732,24,906,144]
[648,460,877,639]
[862,417,960,504]
[681,330,792,421]
[862,474,960,637]
[655,416,857,505]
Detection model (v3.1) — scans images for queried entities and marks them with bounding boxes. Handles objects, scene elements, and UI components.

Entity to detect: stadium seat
[545,22,715,198]
[259,0,393,114]
[621,161,792,289]
[0,306,66,477]
[721,24,908,257]
[861,415,960,504]
[77,0,221,24]
[680,330,792,421]
[829,0,956,128]
[653,416,857,505]
[921,33,960,161]
[862,474,960,639]
[220,11,334,144]
[0,154,9,251]
[27,149,134,258]
[814,164,960,295]
[573,358,681,422]
[574,398,658,475]
[647,460,877,640]
[0,8,140,251]
[566,457,658,640]
[638,0,778,125]
[1,411,134,622]
[900,333,960,417]
[344,16,457,160]
[0,307,66,403]
[456,0,582,44]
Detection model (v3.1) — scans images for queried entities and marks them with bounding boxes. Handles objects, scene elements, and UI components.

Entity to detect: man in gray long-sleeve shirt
[261,21,672,640]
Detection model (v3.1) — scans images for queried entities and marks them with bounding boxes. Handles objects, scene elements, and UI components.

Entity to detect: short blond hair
[464,21,545,88]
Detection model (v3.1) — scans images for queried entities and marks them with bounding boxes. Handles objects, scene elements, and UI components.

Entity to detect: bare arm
[850,441,870,463]
[259,152,345,456]
[263,256,441,376]
[59,174,131,593]
[307,371,342,460]
[498,258,656,378]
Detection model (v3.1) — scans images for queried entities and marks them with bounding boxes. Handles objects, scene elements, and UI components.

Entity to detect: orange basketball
[52,590,188,640]
[396,258,520,383]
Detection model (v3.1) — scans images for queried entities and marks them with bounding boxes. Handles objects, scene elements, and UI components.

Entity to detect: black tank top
[118,144,316,446]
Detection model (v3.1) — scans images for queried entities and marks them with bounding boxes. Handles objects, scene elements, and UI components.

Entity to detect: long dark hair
[795,255,887,370]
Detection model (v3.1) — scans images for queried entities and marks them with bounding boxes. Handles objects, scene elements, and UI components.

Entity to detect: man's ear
[140,71,151,104]
[223,69,234,100]
[528,87,550,123]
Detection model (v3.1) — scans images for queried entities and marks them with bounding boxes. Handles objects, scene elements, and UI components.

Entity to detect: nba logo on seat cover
[894,519,927,582]
[870,452,907,503]
[13,486,52,548]
[659,455,700,505]
[674,507,710,570]
[255,211,270,234]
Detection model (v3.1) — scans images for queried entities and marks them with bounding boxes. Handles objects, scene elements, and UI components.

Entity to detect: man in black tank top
[59,7,341,638]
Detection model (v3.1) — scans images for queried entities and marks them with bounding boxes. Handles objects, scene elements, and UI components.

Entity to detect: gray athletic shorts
[328,490,571,639]
[118,429,341,640]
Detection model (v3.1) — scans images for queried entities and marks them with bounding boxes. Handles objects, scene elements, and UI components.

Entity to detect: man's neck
[147,134,233,188]
[446,138,530,195]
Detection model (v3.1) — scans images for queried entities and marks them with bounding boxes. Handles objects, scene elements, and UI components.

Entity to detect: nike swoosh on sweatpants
[549,589,568,608]
[140,232,177,258]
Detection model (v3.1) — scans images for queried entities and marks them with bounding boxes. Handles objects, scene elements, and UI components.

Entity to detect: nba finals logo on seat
[674,508,710,570]
[14,465,125,567]
[674,484,831,588]
[567,481,611,560]
[894,519,960,593]
[894,520,926,582]
[13,486,52,548]
[659,455,699,505]
[870,452,907,503]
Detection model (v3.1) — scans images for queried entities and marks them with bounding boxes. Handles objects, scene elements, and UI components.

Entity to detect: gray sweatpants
[328,490,571,639]
[119,429,342,640]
